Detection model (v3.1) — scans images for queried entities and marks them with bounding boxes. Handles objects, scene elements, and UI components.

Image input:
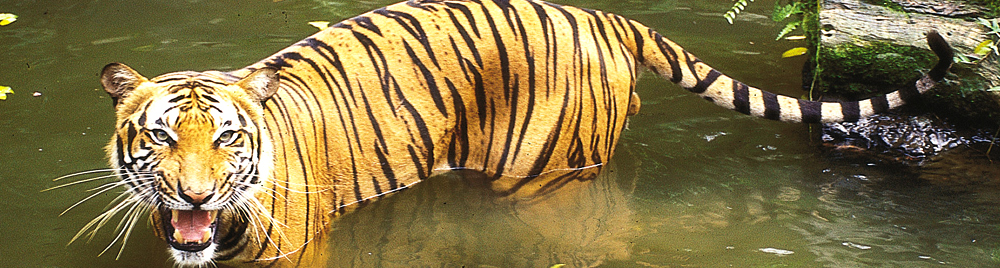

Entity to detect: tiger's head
[99,63,278,265]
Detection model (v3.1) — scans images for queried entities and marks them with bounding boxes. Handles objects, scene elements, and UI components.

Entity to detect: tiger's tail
[629,23,953,123]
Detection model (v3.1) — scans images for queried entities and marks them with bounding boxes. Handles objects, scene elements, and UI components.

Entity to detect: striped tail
[635,28,953,123]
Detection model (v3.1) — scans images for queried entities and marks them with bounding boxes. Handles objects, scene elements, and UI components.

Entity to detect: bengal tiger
[62,0,953,266]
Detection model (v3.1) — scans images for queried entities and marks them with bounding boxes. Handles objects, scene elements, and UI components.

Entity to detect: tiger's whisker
[113,201,152,260]
[59,180,142,216]
[52,168,123,182]
[69,194,136,245]
[42,173,124,192]
[98,197,145,257]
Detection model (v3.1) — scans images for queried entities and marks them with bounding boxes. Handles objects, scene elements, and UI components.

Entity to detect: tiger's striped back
[89,0,951,266]
[225,0,950,264]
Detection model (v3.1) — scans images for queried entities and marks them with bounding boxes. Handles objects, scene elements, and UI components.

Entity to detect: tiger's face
[100,63,279,265]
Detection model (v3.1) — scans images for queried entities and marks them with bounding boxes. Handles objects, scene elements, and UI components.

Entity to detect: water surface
[2,0,998,267]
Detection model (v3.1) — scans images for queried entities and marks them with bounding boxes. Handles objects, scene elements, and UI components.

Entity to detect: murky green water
[3,0,999,267]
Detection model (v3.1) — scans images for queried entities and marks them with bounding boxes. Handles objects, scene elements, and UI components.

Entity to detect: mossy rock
[817,0,1000,128]
[816,42,937,98]
[815,41,1000,127]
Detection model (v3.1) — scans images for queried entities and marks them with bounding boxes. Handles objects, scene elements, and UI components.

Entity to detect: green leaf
[0,13,16,26]
[781,47,809,58]
[772,3,802,22]
[775,21,800,40]
[723,0,754,24]
[0,86,13,100]
[975,40,994,56]
[954,53,974,64]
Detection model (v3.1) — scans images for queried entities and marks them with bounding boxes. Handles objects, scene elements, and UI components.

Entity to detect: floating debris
[91,36,132,45]
[781,47,808,58]
[308,21,330,30]
[0,13,16,26]
[759,247,794,256]
[0,85,12,100]
[842,241,872,250]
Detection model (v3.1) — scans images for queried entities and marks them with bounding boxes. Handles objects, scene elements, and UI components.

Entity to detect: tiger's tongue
[171,210,212,243]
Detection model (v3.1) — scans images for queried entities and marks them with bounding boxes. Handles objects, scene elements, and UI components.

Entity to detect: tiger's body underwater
[80,0,952,266]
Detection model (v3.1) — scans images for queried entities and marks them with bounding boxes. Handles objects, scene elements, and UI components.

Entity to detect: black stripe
[626,20,645,64]
[444,78,469,167]
[372,144,391,195]
[871,95,889,113]
[653,32,682,83]
[464,58,488,131]
[762,91,781,120]
[897,83,920,103]
[480,1,512,102]
[402,40,448,116]
[732,82,750,115]
[352,16,382,35]
[213,214,249,261]
[444,1,482,38]
[358,89,390,164]
[444,9,483,67]
[527,76,571,176]
[406,145,426,182]
[492,0,511,10]
[841,101,860,121]
[201,94,219,103]
[799,99,822,123]
[494,74,520,175]
[167,94,185,103]
[263,52,296,69]
[927,31,953,81]
[352,31,398,118]
[506,4,539,165]
[376,9,440,68]
[546,2,580,56]
[690,69,720,94]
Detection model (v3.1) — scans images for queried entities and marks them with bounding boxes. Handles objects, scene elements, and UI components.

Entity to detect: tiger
[70,0,953,266]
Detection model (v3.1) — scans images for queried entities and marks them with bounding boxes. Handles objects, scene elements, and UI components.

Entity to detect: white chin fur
[169,243,217,267]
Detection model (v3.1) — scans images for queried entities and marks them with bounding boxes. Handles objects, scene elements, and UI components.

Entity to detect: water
[2,0,998,267]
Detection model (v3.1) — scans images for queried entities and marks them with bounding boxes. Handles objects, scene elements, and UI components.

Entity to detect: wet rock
[821,113,1000,185]
[822,114,967,161]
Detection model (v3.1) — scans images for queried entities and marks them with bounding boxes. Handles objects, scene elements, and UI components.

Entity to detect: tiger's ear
[101,63,148,101]
[236,67,279,102]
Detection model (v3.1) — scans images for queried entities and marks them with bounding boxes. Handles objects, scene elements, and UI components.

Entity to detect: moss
[921,66,1000,127]
[815,42,937,98]
[861,0,906,12]
[964,0,1000,17]
[864,0,1000,16]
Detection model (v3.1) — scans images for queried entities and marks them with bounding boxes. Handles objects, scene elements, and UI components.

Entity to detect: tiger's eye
[217,130,236,145]
[151,129,171,143]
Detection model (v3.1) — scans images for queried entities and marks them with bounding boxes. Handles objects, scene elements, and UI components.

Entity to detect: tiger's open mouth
[163,209,220,252]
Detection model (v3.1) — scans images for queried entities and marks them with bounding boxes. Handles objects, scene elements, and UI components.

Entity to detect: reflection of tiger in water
[73,0,953,266]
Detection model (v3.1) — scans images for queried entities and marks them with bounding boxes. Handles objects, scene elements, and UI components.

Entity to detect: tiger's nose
[180,189,215,205]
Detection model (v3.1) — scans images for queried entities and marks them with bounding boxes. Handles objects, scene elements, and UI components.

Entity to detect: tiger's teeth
[173,229,184,243]
[171,210,179,224]
[201,229,212,243]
